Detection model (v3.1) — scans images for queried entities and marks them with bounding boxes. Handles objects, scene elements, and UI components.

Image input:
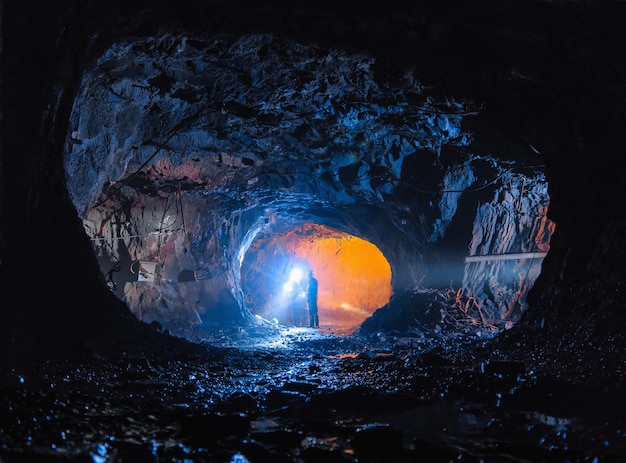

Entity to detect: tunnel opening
[241,223,392,334]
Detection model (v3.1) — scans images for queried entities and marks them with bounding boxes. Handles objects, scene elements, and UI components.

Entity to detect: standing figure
[307,270,319,328]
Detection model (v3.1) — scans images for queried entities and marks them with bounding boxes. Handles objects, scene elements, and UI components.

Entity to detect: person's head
[308,269,314,278]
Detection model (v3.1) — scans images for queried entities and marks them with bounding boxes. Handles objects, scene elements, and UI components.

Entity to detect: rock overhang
[65,32,474,214]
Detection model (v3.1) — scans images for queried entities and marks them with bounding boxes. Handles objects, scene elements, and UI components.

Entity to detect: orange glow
[532,205,556,252]
[281,224,392,332]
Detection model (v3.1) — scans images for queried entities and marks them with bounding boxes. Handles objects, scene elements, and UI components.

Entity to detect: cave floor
[1,324,625,463]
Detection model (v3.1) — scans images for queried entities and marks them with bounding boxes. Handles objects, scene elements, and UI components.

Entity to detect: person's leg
[311,303,318,328]
[308,300,314,327]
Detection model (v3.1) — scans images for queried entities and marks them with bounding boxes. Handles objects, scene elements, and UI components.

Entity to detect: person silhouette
[307,270,319,328]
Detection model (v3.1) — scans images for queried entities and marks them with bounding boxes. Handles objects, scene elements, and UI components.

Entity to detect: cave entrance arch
[241,223,392,333]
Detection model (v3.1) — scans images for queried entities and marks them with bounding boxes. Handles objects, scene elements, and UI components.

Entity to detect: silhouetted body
[307,271,319,328]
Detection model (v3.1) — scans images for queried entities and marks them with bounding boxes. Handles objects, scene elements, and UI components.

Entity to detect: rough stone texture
[3,0,625,354]
[2,2,626,461]
[64,33,550,338]
[462,171,554,324]
[65,33,472,218]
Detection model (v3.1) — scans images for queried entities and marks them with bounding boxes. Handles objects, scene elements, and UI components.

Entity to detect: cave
[1,1,626,461]
[241,223,393,332]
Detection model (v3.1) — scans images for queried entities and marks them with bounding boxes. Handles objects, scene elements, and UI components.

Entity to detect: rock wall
[83,192,244,340]
[65,31,553,339]
[462,171,555,325]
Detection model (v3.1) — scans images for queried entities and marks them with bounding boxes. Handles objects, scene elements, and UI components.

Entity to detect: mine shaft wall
[461,172,554,325]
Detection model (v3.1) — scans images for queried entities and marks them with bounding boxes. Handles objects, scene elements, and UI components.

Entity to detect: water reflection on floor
[1,325,625,462]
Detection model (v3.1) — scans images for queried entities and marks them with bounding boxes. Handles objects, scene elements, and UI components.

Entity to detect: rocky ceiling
[64,30,552,340]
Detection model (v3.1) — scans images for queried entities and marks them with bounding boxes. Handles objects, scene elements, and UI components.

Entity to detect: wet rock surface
[1,326,625,462]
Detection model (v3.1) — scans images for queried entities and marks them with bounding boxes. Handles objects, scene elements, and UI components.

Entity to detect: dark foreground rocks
[1,325,625,462]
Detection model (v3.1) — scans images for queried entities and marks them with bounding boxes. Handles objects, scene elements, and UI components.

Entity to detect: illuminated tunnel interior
[60,28,555,341]
[4,1,626,461]
[241,223,392,332]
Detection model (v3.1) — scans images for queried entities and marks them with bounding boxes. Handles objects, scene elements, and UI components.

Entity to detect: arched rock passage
[62,31,553,342]
[241,223,392,332]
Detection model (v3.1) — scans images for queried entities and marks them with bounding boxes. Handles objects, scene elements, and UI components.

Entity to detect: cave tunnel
[3,1,626,461]
[241,223,392,332]
[65,22,555,341]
